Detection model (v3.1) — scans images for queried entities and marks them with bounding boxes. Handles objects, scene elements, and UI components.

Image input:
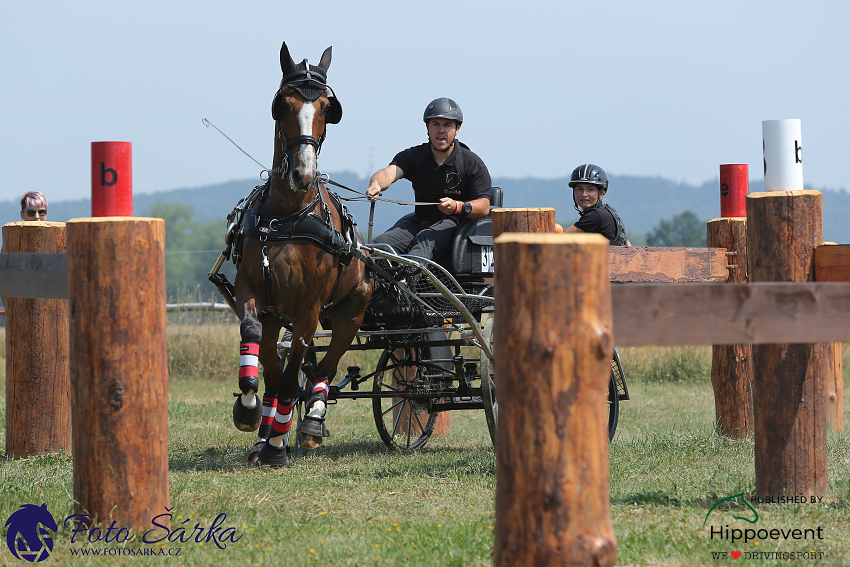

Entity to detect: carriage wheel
[607,349,624,441]
[479,318,497,447]
[479,317,621,445]
[606,369,620,441]
[372,345,438,451]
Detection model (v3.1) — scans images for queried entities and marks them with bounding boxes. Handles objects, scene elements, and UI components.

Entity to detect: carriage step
[430,397,485,412]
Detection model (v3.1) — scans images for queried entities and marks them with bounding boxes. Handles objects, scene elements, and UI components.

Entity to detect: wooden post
[813,243,846,432]
[747,190,828,497]
[66,218,168,529]
[2,222,70,458]
[706,218,753,438]
[494,233,617,567]
[491,207,555,238]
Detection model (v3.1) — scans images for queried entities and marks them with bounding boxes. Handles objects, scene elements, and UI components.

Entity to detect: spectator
[20,191,48,221]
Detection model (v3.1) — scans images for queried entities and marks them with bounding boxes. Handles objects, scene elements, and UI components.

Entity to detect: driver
[366,98,492,263]
[564,163,630,246]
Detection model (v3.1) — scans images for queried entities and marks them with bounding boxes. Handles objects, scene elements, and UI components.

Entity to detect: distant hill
[4,173,850,244]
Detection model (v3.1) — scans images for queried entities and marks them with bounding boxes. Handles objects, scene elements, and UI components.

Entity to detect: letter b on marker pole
[91,141,133,216]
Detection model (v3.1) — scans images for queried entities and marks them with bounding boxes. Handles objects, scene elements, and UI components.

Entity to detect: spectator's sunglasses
[24,209,47,217]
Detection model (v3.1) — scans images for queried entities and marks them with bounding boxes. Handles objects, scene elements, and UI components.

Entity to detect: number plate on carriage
[480,245,495,273]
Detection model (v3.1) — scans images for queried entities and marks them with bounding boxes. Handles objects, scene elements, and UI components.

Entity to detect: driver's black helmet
[423,98,463,126]
[569,164,609,193]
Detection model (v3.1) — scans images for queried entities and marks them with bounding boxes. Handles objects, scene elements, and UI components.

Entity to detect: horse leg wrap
[257,394,278,441]
[238,342,261,395]
[270,399,296,437]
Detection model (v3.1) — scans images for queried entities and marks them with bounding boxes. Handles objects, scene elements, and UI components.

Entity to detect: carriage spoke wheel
[607,349,623,441]
[479,318,497,447]
[372,345,438,451]
[479,317,620,445]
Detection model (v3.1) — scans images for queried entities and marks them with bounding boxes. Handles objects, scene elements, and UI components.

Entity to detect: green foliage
[645,210,706,247]
[145,201,233,299]
[623,346,712,384]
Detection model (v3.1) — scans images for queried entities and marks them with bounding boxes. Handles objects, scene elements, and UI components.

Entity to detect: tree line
[151,202,708,296]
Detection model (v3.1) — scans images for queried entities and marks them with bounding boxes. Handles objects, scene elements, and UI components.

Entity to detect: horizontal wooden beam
[612,282,850,346]
[0,253,68,299]
[814,244,850,282]
[609,246,729,282]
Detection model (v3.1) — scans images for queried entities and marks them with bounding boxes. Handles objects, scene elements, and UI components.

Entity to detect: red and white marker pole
[91,141,133,216]
[720,164,748,218]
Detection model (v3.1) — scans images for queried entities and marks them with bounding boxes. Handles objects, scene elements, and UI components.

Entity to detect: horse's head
[271,42,343,194]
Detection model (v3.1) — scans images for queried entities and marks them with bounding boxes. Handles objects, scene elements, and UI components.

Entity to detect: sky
[2,0,849,205]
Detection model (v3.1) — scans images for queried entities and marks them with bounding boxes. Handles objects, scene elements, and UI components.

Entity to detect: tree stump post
[491,207,555,238]
[493,233,617,567]
[706,218,753,438]
[2,221,71,458]
[66,218,169,529]
[747,190,828,497]
[812,243,845,432]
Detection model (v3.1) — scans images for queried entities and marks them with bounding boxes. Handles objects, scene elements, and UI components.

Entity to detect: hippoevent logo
[704,492,825,560]
[5,503,244,561]
[5,504,57,562]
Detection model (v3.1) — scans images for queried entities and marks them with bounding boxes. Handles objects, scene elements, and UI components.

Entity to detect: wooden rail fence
[492,193,849,566]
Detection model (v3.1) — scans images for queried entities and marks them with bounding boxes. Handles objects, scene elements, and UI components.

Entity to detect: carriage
[206,41,627,464]
[209,182,629,452]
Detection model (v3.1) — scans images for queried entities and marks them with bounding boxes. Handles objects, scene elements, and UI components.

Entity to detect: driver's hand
[437,197,456,215]
[366,181,382,201]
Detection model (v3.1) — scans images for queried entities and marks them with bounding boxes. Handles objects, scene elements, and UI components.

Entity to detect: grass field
[1,319,849,566]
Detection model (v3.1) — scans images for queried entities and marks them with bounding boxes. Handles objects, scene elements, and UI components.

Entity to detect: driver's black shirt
[390,142,492,221]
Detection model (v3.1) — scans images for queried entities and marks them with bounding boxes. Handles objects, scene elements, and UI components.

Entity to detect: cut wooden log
[813,242,846,432]
[747,190,828,498]
[493,233,617,567]
[2,221,70,458]
[814,243,850,282]
[707,217,752,438]
[608,246,729,282]
[491,208,555,238]
[66,217,169,529]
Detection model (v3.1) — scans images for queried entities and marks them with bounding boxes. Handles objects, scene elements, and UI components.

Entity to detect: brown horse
[231,42,373,467]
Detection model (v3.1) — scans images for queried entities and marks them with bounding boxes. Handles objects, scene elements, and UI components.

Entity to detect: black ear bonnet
[271,46,342,125]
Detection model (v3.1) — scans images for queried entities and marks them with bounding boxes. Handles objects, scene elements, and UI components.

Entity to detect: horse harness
[224,180,362,321]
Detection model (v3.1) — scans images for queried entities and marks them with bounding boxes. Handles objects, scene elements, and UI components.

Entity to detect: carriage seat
[448,187,502,278]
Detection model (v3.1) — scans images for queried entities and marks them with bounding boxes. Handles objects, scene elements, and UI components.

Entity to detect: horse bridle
[267,125,316,183]
[269,61,341,182]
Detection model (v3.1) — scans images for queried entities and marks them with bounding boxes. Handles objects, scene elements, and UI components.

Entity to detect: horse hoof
[297,431,323,450]
[296,416,330,449]
[232,393,262,432]
[255,441,289,468]
[248,440,266,464]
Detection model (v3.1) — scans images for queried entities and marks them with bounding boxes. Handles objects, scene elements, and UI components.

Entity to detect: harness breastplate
[226,182,360,268]
[241,207,354,257]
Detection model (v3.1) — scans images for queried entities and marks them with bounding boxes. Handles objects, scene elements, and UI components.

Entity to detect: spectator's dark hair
[20,191,47,211]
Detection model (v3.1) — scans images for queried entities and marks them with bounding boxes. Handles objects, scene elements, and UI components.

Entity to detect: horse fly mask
[271,47,343,160]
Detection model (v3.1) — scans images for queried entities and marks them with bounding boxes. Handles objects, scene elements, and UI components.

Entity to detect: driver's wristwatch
[460,201,473,216]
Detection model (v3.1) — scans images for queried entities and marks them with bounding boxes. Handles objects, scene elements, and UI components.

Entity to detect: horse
[230,42,373,467]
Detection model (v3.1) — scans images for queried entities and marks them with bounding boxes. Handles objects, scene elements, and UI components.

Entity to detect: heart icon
[731,551,742,559]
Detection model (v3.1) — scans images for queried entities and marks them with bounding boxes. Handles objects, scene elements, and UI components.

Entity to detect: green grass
[1,328,849,566]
